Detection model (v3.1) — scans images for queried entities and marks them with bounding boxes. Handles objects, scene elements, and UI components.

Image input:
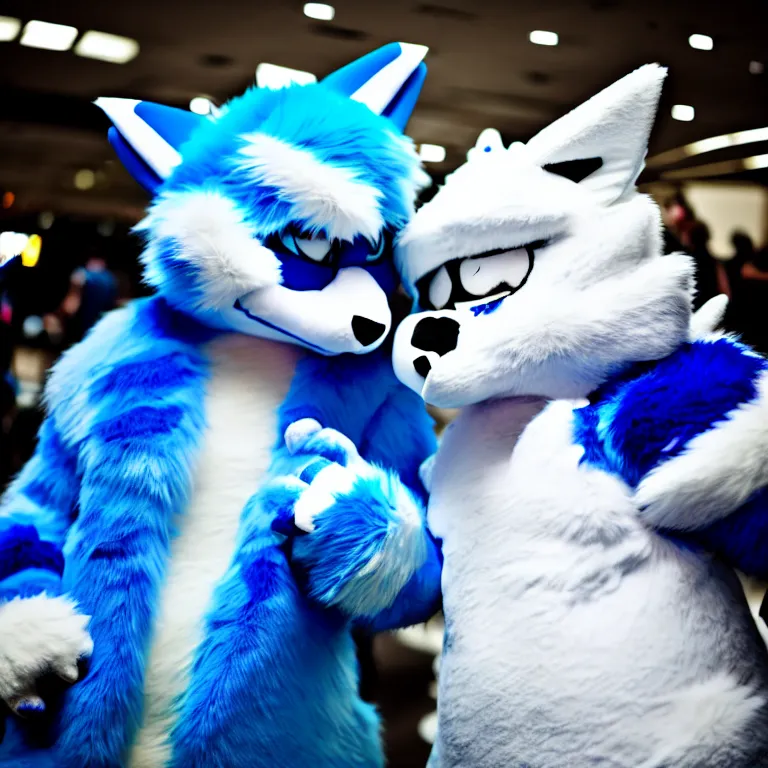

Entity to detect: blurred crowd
[1,234,137,488]
[662,194,768,351]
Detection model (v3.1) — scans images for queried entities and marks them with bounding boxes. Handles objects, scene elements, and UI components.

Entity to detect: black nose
[412,317,460,356]
[352,315,386,346]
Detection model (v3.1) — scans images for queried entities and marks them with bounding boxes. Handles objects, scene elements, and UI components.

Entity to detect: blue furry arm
[288,465,438,622]
[0,417,79,601]
[580,336,768,578]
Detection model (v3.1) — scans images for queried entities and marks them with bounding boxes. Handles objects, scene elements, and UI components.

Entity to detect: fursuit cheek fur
[395,63,768,768]
[0,43,442,768]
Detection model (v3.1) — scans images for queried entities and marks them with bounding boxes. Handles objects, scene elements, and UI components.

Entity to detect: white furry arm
[0,594,92,711]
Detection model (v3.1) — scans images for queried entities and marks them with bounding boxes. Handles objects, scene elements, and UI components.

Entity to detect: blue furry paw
[270,420,428,617]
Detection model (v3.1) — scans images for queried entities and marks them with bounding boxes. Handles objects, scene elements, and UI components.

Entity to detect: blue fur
[0,525,64,581]
[143,84,421,311]
[574,336,768,582]
[289,471,427,615]
[589,339,765,487]
[0,303,438,766]
[2,46,435,765]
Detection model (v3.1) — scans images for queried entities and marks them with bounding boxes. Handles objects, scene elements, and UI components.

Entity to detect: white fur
[427,398,765,767]
[635,366,768,530]
[221,266,391,356]
[93,98,182,180]
[395,196,693,408]
[350,43,428,115]
[139,189,282,310]
[238,133,384,242]
[127,335,299,768]
[689,294,729,339]
[0,594,92,705]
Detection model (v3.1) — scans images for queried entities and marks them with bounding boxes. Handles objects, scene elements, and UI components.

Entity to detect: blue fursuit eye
[278,230,333,264]
[365,233,387,263]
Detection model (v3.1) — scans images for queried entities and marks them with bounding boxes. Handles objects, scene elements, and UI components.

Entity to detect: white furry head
[393,64,695,407]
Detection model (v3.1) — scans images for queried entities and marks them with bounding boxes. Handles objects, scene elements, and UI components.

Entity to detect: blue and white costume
[393,65,768,767]
[0,43,441,768]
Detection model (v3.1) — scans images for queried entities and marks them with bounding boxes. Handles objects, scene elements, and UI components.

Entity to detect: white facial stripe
[238,133,384,242]
[139,189,282,310]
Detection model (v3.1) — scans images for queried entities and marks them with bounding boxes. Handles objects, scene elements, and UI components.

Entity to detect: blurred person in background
[729,231,768,353]
[661,192,694,254]
[680,220,729,311]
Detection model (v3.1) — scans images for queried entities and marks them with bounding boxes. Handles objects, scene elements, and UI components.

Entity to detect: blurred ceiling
[1,0,767,219]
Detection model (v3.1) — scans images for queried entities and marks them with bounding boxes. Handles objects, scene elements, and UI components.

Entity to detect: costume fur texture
[0,44,440,767]
[393,64,768,767]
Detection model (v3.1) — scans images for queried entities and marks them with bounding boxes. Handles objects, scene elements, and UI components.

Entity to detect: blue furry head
[97,43,430,355]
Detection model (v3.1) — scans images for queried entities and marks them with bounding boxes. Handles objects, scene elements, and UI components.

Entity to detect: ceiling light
[749,61,764,75]
[20,20,78,51]
[688,33,713,51]
[256,62,317,90]
[731,127,768,145]
[303,3,335,21]
[419,143,446,163]
[0,16,21,41]
[744,153,768,170]
[74,30,139,64]
[671,104,695,122]
[686,135,732,155]
[529,30,558,46]
[189,96,213,115]
[74,169,96,190]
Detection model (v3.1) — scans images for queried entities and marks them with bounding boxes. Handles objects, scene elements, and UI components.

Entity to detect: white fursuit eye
[293,233,332,263]
[428,265,452,310]
[458,248,530,296]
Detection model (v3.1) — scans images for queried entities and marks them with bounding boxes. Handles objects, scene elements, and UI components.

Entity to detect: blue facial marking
[268,230,398,295]
[232,299,330,354]
[470,295,506,316]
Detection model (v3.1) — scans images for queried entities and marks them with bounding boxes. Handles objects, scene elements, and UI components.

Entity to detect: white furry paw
[0,594,92,714]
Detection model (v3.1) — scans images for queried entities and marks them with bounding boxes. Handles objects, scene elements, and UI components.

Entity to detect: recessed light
[74,30,139,64]
[671,104,695,122]
[303,3,335,21]
[189,96,213,115]
[74,169,96,190]
[0,15,21,42]
[20,20,79,52]
[750,61,764,75]
[529,30,558,46]
[419,144,446,163]
[688,33,713,51]
[256,63,317,90]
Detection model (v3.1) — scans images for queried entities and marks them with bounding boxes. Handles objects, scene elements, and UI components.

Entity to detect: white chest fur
[128,334,299,768]
[430,398,766,768]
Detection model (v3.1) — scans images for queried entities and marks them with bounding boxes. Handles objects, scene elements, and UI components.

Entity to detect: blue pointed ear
[323,42,428,132]
[95,98,207,193]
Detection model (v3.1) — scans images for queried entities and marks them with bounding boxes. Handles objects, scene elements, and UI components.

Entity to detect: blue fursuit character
[393,65,768,767]
[0,43,442,768]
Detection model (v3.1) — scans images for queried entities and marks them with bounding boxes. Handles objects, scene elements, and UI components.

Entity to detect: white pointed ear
[526,64,667,205]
